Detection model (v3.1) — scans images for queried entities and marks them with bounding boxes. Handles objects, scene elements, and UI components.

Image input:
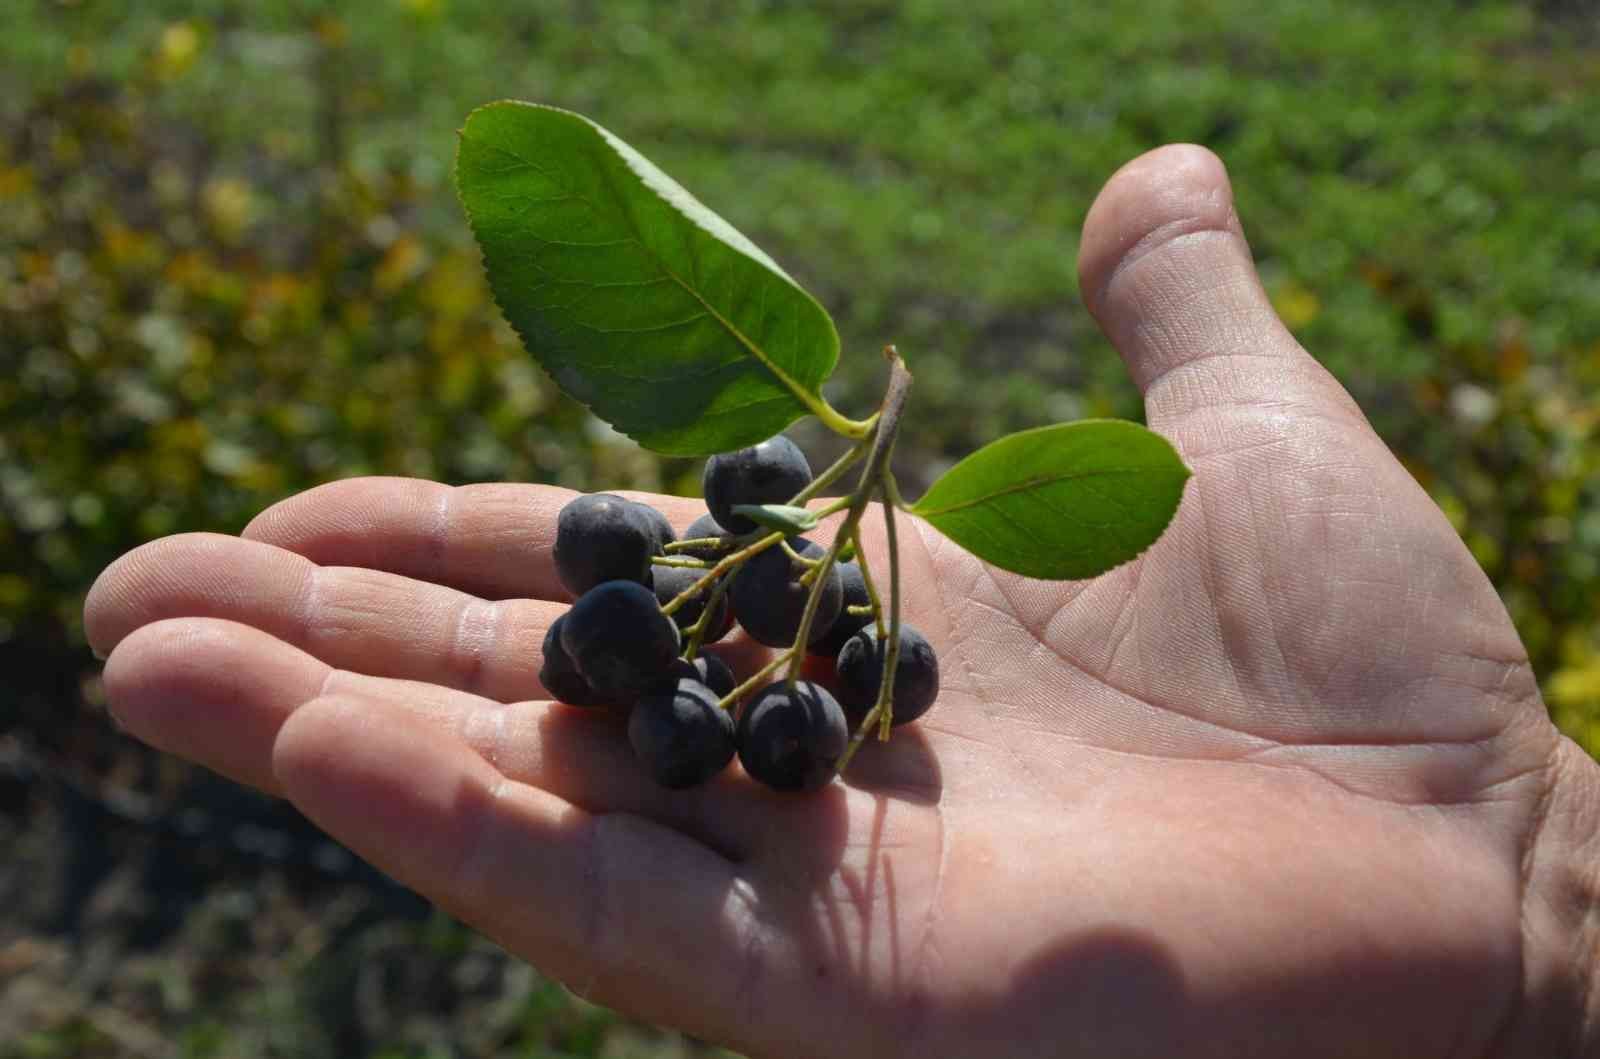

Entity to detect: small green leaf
[910,421,1190,580]
[456,101,845,455]
[729,503,819,535]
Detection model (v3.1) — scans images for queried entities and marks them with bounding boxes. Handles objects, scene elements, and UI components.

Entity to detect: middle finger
[86,532,563,702]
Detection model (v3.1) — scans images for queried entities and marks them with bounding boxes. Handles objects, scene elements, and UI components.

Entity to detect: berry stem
[785,508,861,683]
[664,535,730,556]
[850,524,888,639]
[805,494,855,520]
[789,439,870,507]
[661,497,854,620]
[650,555,712,569]
[680,573,730,662]
[718,648,795,711]
[660,530,783,617]
[780,539,820,566]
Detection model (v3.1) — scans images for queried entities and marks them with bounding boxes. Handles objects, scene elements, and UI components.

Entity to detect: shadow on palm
[694,438,1537,1055]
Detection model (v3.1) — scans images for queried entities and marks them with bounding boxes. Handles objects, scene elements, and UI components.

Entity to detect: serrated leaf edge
[453,100,848,453]
[910,419,1193,581]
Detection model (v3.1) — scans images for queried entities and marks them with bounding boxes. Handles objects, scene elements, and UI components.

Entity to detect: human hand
[85,145,1598,1058]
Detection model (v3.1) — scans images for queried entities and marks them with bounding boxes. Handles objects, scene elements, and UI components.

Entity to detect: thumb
[1074,145,1541,744]
[1077,144,1365,431]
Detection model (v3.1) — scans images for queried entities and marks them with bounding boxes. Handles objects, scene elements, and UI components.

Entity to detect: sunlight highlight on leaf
[911,421,1190,580]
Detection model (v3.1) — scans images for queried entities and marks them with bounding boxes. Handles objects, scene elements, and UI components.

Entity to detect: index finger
[271,694,783,1046]
[242,477,713,601]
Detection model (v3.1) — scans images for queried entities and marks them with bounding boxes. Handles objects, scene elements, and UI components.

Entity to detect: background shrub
[2,3,1595,1055]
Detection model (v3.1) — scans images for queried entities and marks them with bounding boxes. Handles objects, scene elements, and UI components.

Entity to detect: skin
[85,145,1599,1058]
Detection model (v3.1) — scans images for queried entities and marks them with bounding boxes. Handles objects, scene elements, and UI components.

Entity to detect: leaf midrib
[914,464,1185,518]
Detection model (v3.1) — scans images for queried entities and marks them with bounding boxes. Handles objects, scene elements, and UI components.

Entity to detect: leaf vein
[584,311,710,336]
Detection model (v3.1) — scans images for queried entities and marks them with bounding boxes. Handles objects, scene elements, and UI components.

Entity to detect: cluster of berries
[540,435,940,793]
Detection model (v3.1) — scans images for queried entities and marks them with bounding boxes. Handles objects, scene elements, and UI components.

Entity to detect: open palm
[87,147,1590,1059]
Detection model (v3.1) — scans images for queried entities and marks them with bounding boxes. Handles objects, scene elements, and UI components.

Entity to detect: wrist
[1497,731,1600,1058]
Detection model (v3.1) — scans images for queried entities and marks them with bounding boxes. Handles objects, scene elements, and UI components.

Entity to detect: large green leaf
[910,421,1190,580]
[456,101,842,455]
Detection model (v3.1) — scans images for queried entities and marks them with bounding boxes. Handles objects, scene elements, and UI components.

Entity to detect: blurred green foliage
[2,0,1598,1053]
[4,0,1595,738]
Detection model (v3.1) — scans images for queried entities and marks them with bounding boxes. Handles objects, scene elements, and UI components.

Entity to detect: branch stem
[877,494,903,741]
[785,348,913,689]
[812,400,879,441]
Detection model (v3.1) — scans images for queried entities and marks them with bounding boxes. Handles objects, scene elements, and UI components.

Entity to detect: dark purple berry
[553,494,656,597]
[561,581,680,701]
[632,500,676,557]
[678,512,733,562]
[736,680,848,792]
[730,537,842,648]
[628,680,736,789]
[691,653,737,699]
[703,435,812,534]
[835,624,940,726]
[540,615,604,707]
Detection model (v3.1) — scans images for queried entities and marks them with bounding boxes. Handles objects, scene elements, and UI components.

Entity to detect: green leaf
[910,421,1190,580]
[729,503,819,535]
[456,101,846,455]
